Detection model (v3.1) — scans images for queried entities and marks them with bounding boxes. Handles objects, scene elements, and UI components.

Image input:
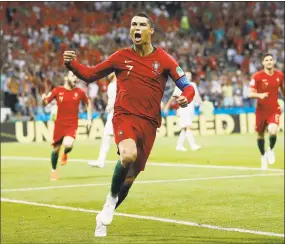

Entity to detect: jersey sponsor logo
[262,79,267,81]
[249,79,255,86]
[59,92,64,95]
[124,60,133,63]
[176,66,184,77]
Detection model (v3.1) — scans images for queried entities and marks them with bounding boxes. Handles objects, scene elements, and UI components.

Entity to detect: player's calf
[267,123,278,165]
[50,145,60,181]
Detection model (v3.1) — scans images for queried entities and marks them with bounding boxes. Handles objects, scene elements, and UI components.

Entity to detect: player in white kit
[164,72,202,151]
[88,73,117,168]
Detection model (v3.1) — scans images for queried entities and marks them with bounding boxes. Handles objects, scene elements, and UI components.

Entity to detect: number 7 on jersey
[126,64,134,75]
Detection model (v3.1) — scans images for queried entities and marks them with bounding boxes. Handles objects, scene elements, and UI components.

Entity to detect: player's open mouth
[134,33,142,42]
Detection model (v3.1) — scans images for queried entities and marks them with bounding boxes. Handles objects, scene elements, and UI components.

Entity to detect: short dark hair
[134,12,154,28]
[262,53,274,61]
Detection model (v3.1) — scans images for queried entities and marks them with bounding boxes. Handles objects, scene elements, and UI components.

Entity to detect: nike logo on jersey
[124,60,133,63]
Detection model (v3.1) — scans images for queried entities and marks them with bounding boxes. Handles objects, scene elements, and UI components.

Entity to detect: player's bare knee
[53,145,61,153]
[121,148,137,166]
[257,132,265,139]
[63,136,74,148]
[268,123,278,135]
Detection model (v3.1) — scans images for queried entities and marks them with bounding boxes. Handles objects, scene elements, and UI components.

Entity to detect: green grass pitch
[1,134,284,244]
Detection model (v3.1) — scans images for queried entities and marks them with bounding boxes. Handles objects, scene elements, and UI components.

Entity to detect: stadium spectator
[1,2,284,119]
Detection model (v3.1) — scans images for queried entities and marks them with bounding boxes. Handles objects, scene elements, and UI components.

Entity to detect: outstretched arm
[63,51,115,83]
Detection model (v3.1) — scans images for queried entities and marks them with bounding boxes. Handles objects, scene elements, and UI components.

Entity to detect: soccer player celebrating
[164,72,202,151]
[249,53,284,170]
[63,13,195,237]
[42,71,92,180]
[88,73,117,168]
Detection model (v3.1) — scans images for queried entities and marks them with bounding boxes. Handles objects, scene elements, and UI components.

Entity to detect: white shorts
[177,106,195,128]
[104,112,114,136]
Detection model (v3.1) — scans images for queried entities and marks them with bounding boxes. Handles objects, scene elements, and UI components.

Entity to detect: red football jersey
[70,47,184,127]
[46,86,89,124]
[250,69,284,112]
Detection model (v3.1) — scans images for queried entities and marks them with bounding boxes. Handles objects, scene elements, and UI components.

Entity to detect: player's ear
[150,28,154,35]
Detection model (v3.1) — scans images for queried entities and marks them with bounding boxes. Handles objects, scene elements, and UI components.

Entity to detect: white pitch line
[1,156,284,172]
[1,197,284,238]
[1,173,283,193]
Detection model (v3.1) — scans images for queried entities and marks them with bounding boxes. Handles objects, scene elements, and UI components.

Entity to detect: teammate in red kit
[249,53,284,170]
[42,71,92,180]
[63,13,195,237]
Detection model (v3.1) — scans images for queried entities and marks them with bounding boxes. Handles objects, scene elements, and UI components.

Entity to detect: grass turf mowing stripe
[1,156,284,172]
[1,173,283,192]
[1,197,284,238]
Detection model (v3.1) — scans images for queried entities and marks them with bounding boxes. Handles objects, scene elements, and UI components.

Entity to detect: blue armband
[175,75,191,91]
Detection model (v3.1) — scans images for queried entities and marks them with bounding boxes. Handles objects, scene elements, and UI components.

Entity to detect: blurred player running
[164,72,202,151]
[63,12,195,237]
[249,53,284,170]
[42,71,92,180]
[88,73,117,168]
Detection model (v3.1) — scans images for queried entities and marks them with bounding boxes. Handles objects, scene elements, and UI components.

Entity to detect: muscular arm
[67,60,114,84]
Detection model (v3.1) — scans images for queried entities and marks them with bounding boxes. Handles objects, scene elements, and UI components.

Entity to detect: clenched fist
[173,95,188,108]
[63,51,76,65]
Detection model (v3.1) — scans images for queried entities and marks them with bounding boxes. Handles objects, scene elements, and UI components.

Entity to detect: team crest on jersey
[73,92,78,99]
[152,61,160,71]
[277,78,280,83]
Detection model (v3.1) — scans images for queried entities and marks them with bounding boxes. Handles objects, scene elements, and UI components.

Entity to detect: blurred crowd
[1,2,284,121]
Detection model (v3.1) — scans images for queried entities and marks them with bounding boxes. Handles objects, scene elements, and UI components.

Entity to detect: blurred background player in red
[63,12,195,237]
[249,54,284,170]
[42,71,92,180]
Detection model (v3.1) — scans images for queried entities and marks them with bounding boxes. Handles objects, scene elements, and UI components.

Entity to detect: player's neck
[264,68,274,76]
[133,43,154,57]
[64,83,73,91]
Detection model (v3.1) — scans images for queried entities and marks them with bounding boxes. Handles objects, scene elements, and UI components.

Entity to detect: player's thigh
[113,115,138,163]
[255,111,267,134]
[135,119,157,171]
[180,113,192,128]
[52,123,64,146]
